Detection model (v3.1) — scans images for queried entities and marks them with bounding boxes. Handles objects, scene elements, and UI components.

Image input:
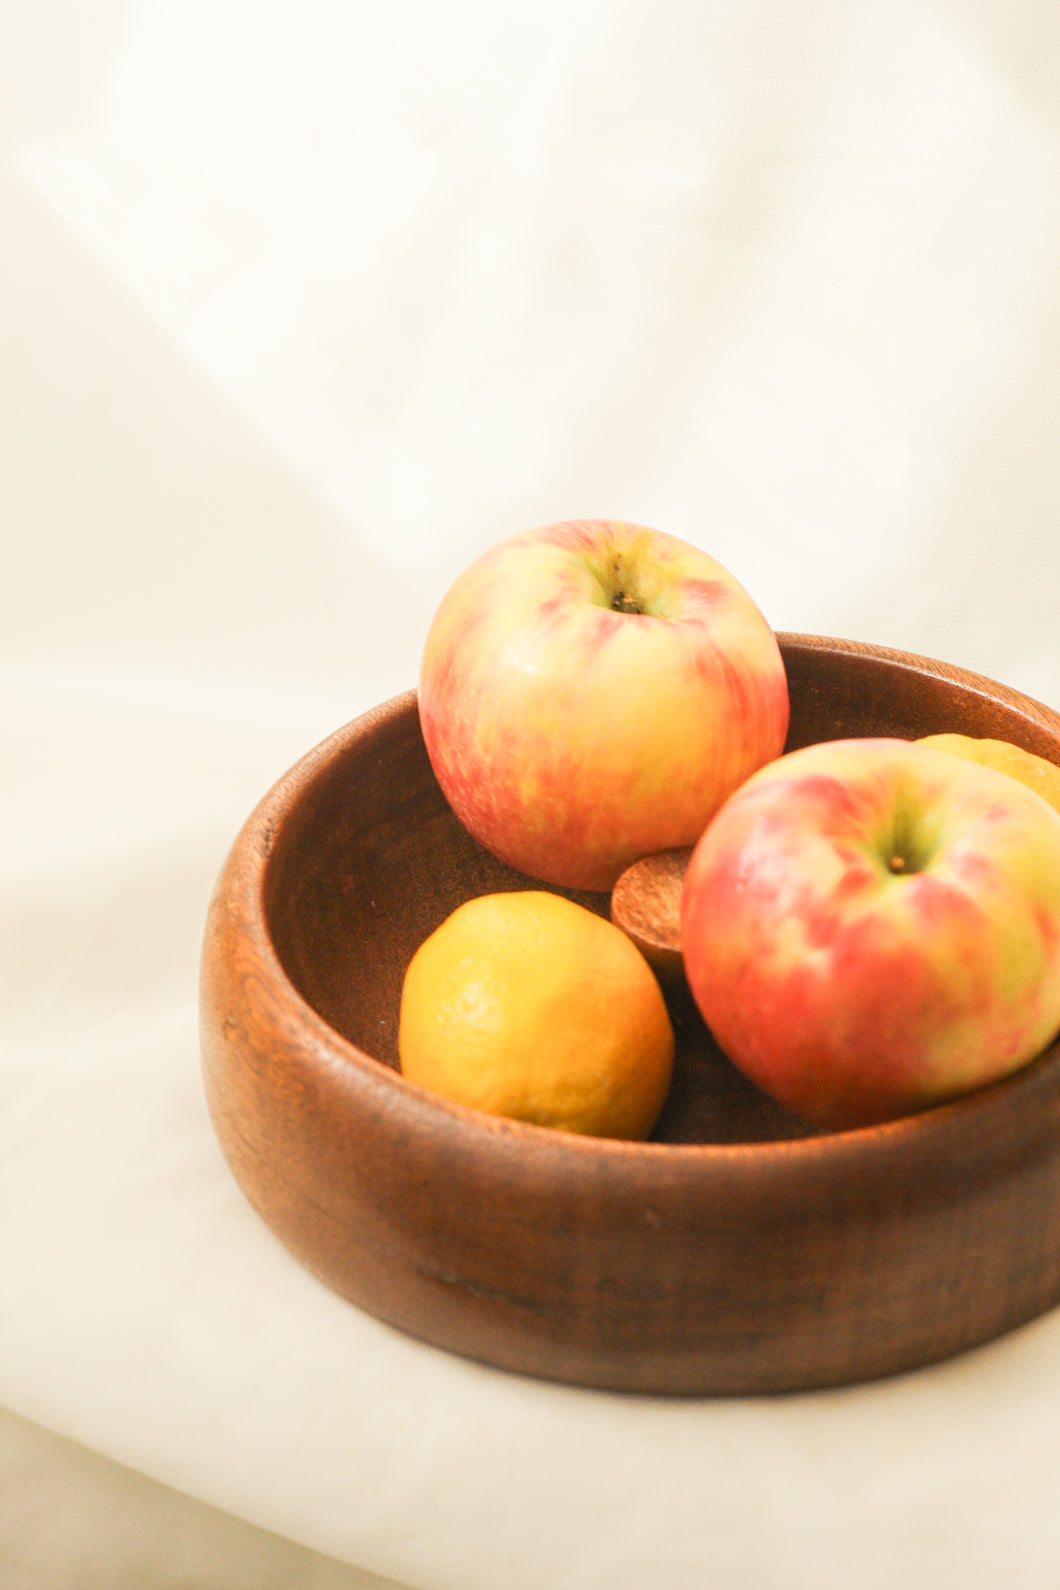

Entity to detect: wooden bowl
[200,635,1060,1395]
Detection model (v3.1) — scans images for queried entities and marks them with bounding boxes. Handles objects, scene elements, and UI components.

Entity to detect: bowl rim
[225,630,1060,1180]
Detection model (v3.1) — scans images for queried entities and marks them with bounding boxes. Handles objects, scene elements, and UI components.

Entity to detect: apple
[681,736,1060,1130]
[418,519,790,891]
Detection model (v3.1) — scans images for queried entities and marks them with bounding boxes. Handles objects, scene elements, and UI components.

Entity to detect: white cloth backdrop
[4,2,1060,1586]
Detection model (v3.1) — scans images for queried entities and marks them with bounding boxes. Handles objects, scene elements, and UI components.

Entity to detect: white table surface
[4,3,1060,1585]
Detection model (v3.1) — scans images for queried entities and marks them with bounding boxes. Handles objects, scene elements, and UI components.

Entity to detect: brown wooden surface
[199,634,1060,1394]
[609,847,691,984]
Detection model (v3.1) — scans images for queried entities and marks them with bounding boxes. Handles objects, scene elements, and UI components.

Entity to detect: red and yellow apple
[681,737,1060,1130]
[418,519,790,891]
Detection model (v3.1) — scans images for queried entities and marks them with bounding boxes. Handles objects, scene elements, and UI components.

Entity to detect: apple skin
[680,737,1060,1131]
[418,519,790,891]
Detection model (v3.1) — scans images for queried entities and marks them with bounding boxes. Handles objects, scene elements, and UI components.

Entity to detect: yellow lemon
[398,891,674,1139]
[918,733,1060,817]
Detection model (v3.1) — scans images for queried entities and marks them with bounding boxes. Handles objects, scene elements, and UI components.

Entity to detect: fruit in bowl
[200,637,1060,1394]
[919,732,1060,816]
[398,891,673,1140]
[418,519,789,891]
[681,737,1060,1131]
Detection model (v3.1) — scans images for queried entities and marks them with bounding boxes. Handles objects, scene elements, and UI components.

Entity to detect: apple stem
[889,855,907,873]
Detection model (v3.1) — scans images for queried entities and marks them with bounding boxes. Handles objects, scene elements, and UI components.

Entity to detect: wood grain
[609,847,691,983]
[200,635,1060,1394]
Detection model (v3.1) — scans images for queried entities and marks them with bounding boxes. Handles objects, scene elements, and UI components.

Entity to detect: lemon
[918,733,1060,817]
[398,891,674,1139]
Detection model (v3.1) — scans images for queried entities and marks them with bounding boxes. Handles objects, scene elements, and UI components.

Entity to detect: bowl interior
[261,636,1060,1147]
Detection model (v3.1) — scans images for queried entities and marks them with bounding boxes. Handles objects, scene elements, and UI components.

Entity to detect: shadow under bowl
[200,634,1060,1395]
